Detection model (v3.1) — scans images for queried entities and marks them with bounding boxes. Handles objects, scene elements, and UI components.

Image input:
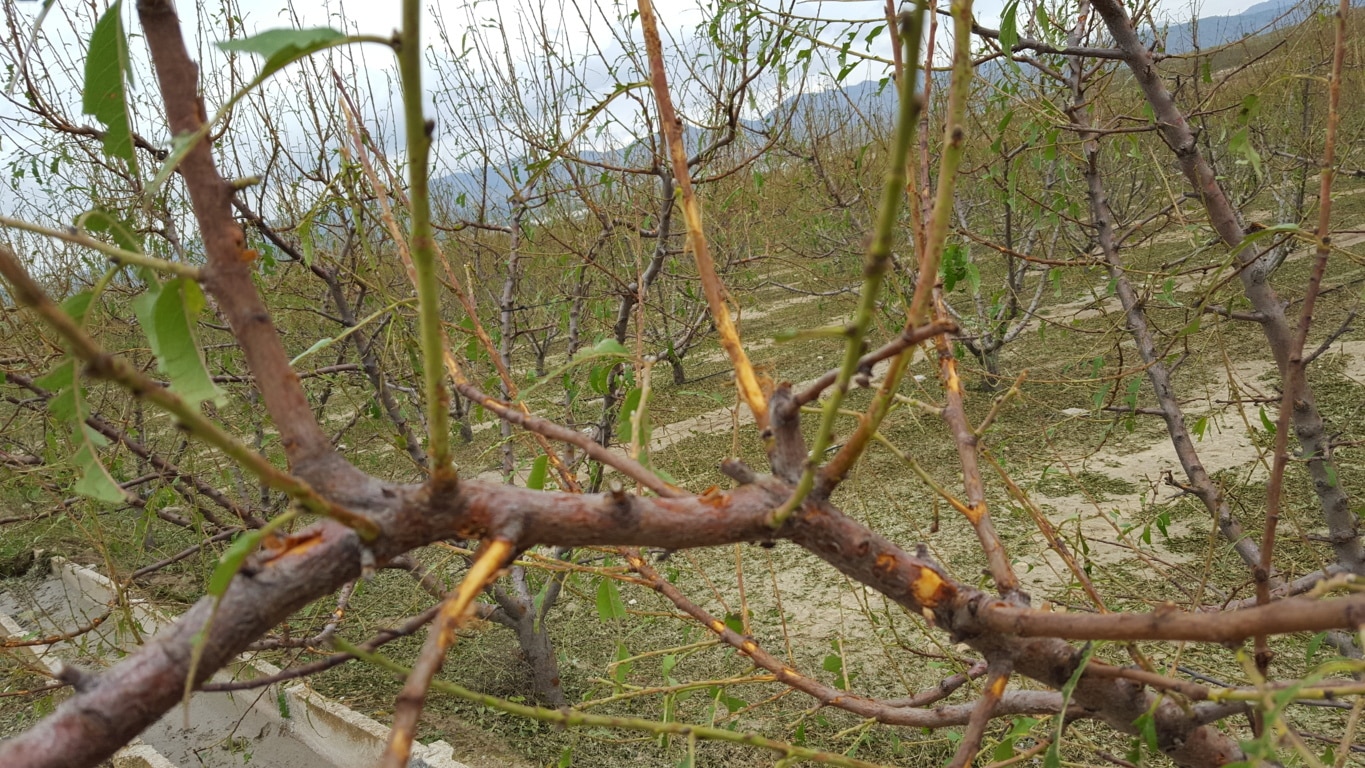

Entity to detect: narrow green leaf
[186,509,295,718]
[132,277,163,358]
[1259,406,1277,435]
[1035,5,1052,34]
[719,692,747,713]
[290,337,335,366]
[612,642,632,683]
[78,208,143,253]
[999,0,1021,53]
[72,423,128,503]
[145,131,204,204]
[592,338,630,356]
[40,357,127,504]
[617,387,643,444]
[526,455,549,490]
[36,359,74,392]
[589,364,611,396]
[1305,631,1327,664]
[82,1,138,174]
[595,578,626,621]
[1044,642,1096,768]
[298,210,316,267]
[150,278,225,407]
[61,292,94,324]
[217,28,346,79]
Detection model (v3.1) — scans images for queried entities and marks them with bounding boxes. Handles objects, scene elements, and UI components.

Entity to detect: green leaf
[1305,631,1327,664]
[298,210,316,267]
[61,292,94,325]
[78,208,143,253]
[1035,4,1052,34]
[616,387,647,445]
[612,642,633,683]
[941,243,968,292]
[186,509,295,715]
[994,717,1040,762]
[82,1,138,175]
[595,578,626,621]
[964,262,981,295]
[36,359,74,392]
[591,337,630,356]
[589,364,611,396]
[1228,127,1262,177]
[999,0,1021,54]
[993,737,1016,762]
[217,28,346,80]
[290,337,335,366]
[40,358,126,504]
[1259,406,1277,435]
[1091,382,1111,410]
[72,423,128,503]
[526,455,549,490]
[135,278,224,408]
[718,691,747,713]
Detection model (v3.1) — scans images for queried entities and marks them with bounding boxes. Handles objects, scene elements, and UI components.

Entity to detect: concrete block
[0,610,58,673]
[112,742,178,768]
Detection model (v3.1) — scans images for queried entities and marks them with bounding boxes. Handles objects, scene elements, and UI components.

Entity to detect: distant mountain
[1152,0,1343,53]
[433,0,1337,218]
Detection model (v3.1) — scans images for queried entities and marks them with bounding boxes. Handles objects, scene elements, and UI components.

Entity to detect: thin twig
[636,0,769,432]
[381,539,514,768]
[1257,0,1352,676]
[946,662,1012,768]
[770,8,925,527]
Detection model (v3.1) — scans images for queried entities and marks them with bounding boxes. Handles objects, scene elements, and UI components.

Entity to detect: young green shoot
[769,8,924,527]
[397,0,453,478]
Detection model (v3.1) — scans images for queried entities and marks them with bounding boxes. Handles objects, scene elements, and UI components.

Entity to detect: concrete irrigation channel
[0,556,468,768]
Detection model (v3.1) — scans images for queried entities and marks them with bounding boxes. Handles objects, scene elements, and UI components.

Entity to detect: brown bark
[0,461,1290,767]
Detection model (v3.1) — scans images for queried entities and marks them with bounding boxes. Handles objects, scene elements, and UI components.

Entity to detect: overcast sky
[0,0,1279,216]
